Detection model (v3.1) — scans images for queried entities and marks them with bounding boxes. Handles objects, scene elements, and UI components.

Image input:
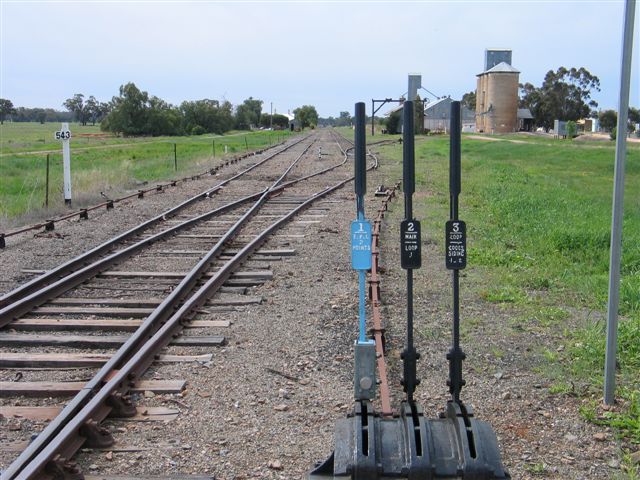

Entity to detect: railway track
[0,130,371,479]
[0,137,296,249]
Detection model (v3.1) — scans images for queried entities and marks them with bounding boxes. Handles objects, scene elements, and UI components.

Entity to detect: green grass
[0,123,296,220]
[376,135,639,320]
[357,129,640,456]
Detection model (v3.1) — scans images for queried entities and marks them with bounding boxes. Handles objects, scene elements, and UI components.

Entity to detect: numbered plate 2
[445,220,466,269]
[400,220,421,269]
[351,220,372,270]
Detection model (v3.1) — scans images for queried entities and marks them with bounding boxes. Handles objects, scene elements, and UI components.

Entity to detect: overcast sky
[1,0,638,118]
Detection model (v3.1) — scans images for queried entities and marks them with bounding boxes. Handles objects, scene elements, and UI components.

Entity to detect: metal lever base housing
[310,400,510,479]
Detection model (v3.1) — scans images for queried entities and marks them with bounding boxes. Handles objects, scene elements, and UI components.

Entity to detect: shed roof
[517,108,533,119]
[423,97,451,112]
[478,61,520,75]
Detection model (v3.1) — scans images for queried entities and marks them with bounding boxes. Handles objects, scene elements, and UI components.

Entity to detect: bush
[191,125,206,136]
[611,127,617,140]
[566,121,577,139]
[386,110,401,134]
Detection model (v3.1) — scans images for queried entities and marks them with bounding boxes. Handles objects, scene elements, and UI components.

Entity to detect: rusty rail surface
[369,183,401,418]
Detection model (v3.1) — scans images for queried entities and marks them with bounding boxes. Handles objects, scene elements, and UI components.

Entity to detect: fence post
[45,154,50,208]
[174,143,177,171]
[212,140,216,158]
[245,136,249,152]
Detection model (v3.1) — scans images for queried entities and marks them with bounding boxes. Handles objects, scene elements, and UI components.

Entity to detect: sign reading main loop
[400,219,421,269]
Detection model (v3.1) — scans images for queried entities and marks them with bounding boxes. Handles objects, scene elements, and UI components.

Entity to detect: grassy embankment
[0,122,295,221]
[340,127,639,467]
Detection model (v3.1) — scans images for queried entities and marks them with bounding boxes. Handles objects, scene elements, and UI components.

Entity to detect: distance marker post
[400,101,421,405]
[351,102,376,401]
[446,101,467,403]
[54,123,72,206]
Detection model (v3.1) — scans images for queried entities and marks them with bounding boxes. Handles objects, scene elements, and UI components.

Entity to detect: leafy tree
[0,98,16,124]
[97,102,111,122]
[317,116,335,127]
[85,96,103,125]
[181,99,234,135]
[386,109,401,134]
[565,120,577,139]
[519,67,600,131]
[235,97,263,129]
[102,83,151,136]
[32,108,47,124]
[335,111,352,127]
[63,94,91,125]
[598,108,640,135]
[260,113,289,129]
[293,105,318,129]
[598,110,617,132]
[414,95,424,134]
[462,90,476,111]
[145,96,181,136]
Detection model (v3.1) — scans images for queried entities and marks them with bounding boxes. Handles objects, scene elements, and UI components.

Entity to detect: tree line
[0,99,74,124]
[0,83,321,136]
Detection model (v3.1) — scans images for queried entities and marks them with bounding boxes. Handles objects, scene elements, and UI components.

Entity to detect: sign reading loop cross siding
[445,220,467,269]
[351,220,372,270]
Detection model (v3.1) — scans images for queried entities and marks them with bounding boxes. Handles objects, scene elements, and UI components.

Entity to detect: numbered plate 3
[445,220,466,269]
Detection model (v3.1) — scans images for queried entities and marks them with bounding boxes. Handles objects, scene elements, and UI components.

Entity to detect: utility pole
[604,0,635,405]
[270,102,273,130]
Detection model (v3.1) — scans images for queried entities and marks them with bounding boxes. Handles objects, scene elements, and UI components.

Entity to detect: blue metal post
[352,102,376,402]
[358,270,367,343]
[354,102,370,345]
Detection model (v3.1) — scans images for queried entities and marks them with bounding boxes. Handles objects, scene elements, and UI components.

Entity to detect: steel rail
[12,176,355,480]
[0,136,299,245]
[3,131,360,479]
[0,135,349,325]
[0,136,308,309]
[2,140,317,480]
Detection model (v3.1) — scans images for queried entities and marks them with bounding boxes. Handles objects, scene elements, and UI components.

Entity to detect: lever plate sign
[400,220,421,269]
[351,220,372,270]
[446,220,466,269]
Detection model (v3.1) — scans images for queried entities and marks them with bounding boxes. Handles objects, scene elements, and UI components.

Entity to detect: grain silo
[475,54,520,133]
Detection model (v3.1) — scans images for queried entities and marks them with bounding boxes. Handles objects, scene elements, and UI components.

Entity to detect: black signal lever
[446,100,467,405]
[400,101,421,406]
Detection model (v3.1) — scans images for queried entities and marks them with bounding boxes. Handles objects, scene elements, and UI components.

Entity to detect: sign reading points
[445,220,466,269]
[400,219,421,269]
[351,220,372,270]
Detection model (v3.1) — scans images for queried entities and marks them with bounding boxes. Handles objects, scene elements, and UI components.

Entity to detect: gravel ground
[0,132,626,479]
